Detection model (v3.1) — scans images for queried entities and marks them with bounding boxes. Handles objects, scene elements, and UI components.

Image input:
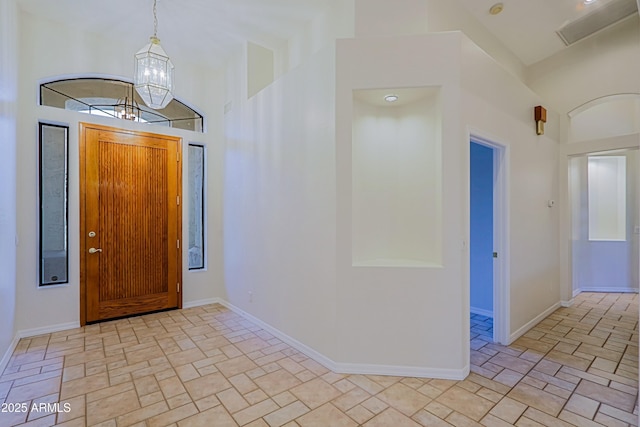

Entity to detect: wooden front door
[80,123,182,324]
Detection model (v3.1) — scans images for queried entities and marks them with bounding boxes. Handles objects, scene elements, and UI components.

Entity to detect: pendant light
[134,0,174,110]
[115,84,142,121]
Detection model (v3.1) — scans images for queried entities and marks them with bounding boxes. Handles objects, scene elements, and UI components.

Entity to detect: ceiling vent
[556,0,638,45]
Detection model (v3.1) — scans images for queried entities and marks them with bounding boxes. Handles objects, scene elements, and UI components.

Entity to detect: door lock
[88,247,102,254]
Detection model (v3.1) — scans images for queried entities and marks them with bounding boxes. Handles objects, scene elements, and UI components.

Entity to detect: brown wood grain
[98,294,173,320]
[80,123,182,324]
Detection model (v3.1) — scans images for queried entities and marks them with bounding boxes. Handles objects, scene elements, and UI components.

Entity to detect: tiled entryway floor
[470,313,493,342]
[0,292,637,426]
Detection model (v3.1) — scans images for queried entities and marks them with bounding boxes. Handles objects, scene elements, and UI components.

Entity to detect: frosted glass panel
[352,87,442,266]
[39,123,69,285]
[188,144,205,269]
[588,156,626,241]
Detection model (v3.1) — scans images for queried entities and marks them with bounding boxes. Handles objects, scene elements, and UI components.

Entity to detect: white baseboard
[183,298,219,309]
[574,287,639,295]
[0,335,21,376]
[218,299,468,380]
[1,321,80,375]
[470,307,493,318]
[509,302,560,344]
[16,322,80,339]
[560,299,574,307]
[334,362,469,380]
[216,300,337,372]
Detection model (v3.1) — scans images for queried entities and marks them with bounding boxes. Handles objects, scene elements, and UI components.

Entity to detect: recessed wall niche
[352,87,443,267]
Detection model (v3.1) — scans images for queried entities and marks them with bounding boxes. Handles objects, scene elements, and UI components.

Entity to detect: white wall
[225,18,564,376]
[461,36,561,339]
[0,0,19,367]
[352,92,442,266]
[569,96,640,142]
[335,33,466,375]
[527,15,640,302]
[527,16,640,116]
[223,46,338,360]
[426,0,526,81]
[284,0,354,75]
[14,10,225,333]
[247,42,274,99]
[354,0,428,38]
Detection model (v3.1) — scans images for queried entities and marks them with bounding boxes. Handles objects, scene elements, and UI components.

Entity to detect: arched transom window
[40,78,203,132]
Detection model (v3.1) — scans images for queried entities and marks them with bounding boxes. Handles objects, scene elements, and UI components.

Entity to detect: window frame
[38,122,70,286]
[188,143,206,270]
[40,77,204,132]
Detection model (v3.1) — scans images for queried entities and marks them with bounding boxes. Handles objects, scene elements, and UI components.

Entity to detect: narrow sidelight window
[188,144,205,269]
[39,123,69,285]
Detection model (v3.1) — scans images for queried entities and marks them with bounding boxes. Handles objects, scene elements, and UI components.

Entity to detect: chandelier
[134,0,174,110]
[115,85,142,121]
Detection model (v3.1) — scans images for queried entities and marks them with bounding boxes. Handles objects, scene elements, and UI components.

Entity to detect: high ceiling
[457,0,638,65]
[17,0,639,70]
[18,0,330,69]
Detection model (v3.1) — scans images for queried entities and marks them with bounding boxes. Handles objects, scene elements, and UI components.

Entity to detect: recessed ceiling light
[489,3,504,15]
[384,94,398,103]
[583,0,596,4]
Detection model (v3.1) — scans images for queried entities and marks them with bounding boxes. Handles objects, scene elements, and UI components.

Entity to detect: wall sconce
[535,106,547,135]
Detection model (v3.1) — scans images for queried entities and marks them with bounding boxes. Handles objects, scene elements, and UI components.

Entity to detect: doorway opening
[470,137,509,347]
[568,147,639,296]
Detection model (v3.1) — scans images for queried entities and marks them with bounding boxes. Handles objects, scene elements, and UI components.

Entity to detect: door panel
[80,124,182,324]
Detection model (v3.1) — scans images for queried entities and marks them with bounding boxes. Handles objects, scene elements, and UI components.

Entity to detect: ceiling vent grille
[556,0,638,45]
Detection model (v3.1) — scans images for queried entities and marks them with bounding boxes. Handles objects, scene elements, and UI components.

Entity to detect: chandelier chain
[153,0,158,38]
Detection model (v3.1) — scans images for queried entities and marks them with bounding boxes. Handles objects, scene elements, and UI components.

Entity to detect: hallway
[0,292,637,426]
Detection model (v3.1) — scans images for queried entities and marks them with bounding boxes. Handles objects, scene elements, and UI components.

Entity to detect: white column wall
[0,0,19,367]
[14,11,224,333]
[335,33,466,376]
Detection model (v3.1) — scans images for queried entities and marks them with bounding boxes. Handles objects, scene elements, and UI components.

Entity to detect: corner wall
[461,35,561,341]
[223,46,338,361]
[0,0,19,369]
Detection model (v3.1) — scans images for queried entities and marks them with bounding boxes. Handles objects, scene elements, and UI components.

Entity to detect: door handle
[89,247,102,254]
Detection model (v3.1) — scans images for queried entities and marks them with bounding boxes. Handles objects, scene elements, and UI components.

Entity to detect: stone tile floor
[0,292,637,426]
